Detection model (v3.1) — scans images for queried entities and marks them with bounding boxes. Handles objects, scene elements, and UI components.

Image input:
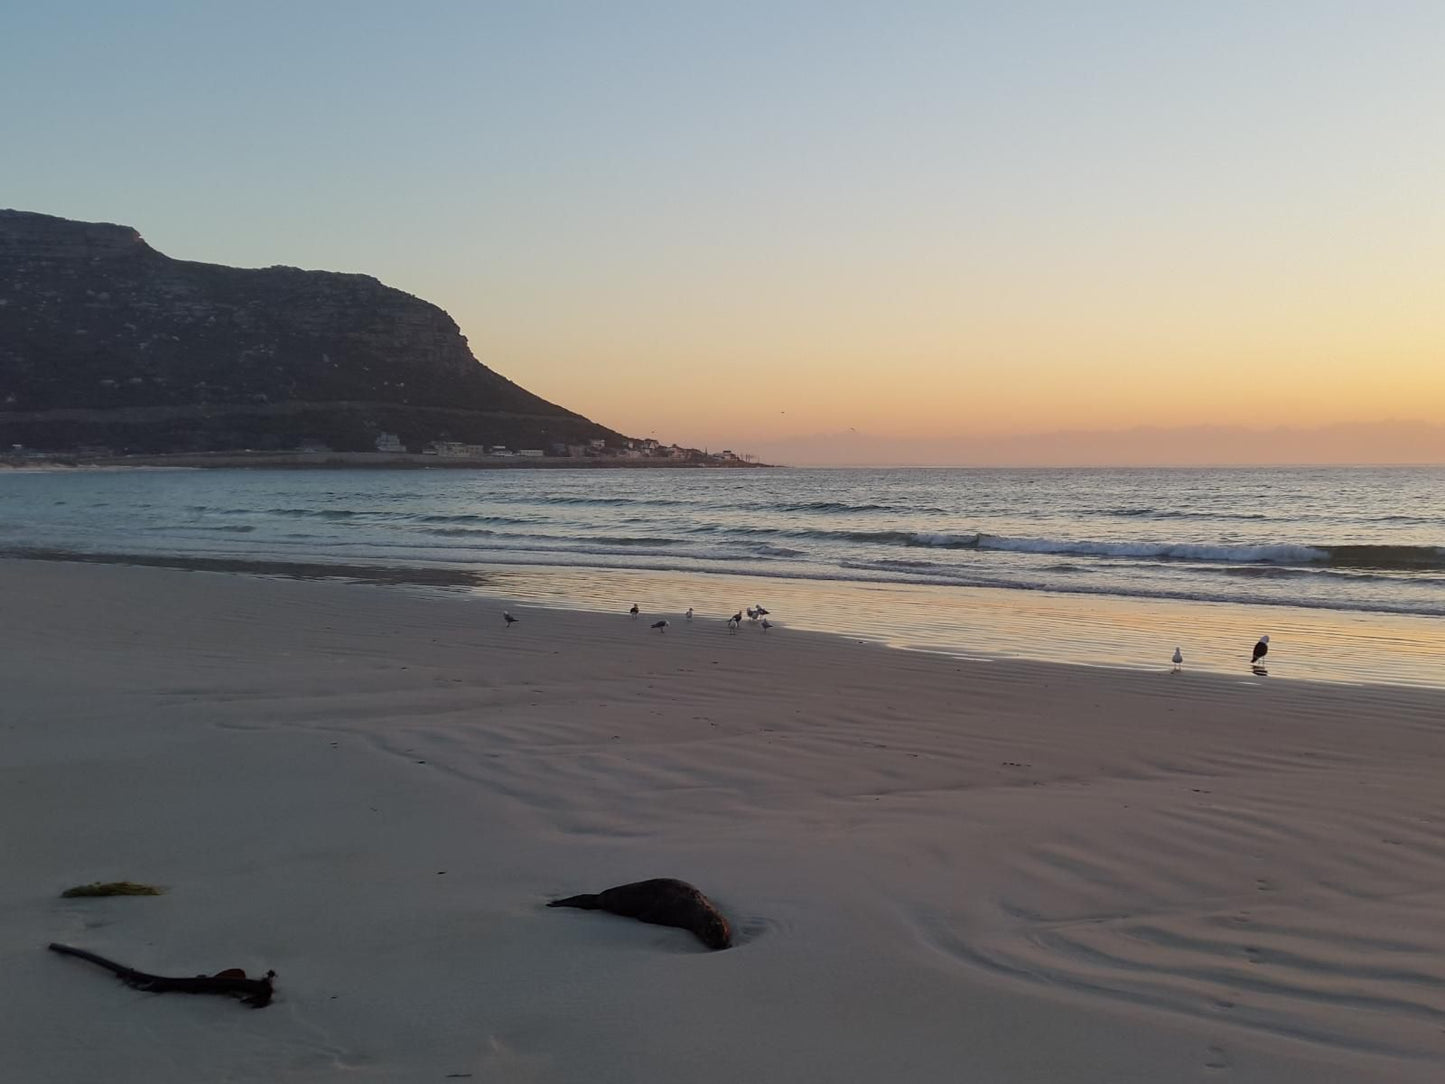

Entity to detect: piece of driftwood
[60,881,164,898]
[48,943,276,1007]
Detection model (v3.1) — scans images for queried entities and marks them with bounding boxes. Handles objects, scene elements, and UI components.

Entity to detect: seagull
[629,603,639,619]
[727,615,739,634]
[760,618,773,632]
[651,619,669,633]
[1171,646,1182,672]
[755,605,769,618]
[1251,635,1270,665]
[746,606,757,621]
[685,607,694,621]
[503,611,518,628]
[730,611,743,625]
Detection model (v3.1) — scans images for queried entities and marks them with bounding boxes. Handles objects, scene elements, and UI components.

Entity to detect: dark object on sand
[61,881,164,898]
[548,878,732,950]
[1251,635,1270,664]
[48,943,276,1007]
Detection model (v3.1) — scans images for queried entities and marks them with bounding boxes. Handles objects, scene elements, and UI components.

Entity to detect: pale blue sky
[5,2,1443,455]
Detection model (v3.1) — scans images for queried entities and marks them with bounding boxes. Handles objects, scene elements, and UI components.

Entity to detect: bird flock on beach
[1169,633,1272,676]
[628,601,775,634]
[506,603,1274,675]
[502,601,779,636]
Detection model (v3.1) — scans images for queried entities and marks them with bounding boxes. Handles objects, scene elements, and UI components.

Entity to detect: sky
[4,2,1444,463]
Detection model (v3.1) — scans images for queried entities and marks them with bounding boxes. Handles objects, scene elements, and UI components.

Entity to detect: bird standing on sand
[727,615,739,634]
[503,611,518,628]
[746,606,758,621]
[651,619,669,633]
[1251,635,1270,665]
[685,608,694,621]
[755,605,769,618]
[629,603,640,619]
[730,610,743,626]
[1171,646,1182,672]
[760,618,773,632]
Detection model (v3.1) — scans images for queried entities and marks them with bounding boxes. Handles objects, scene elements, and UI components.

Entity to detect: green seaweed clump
[61,881,165,898]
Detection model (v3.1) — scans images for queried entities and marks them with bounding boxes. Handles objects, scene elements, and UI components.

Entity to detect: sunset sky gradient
[4,2,1443,462]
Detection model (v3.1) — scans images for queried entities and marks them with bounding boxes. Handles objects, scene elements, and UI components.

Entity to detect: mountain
[0,209,625,454]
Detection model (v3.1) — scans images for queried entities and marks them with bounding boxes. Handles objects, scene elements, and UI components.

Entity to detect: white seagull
[1171,646,1182,672]
[651,619,669,633]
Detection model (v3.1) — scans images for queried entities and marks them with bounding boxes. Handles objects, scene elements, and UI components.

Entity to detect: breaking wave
[683,524,1445,570]
[842,532,1444,569]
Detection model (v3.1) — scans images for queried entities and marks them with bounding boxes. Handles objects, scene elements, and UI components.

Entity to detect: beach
[3,558,1444,1082]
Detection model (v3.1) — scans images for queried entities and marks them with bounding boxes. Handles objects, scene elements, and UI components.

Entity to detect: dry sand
[2,558,1443,1083]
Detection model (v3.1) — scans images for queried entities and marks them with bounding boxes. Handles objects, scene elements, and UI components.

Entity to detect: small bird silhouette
[727,616,739,634]
[651,619,669,633]
[755,605,769,617]
[1171,646,1182,672]
[685,607,694,621]
[503,611,518,628]
[1251,635,1270,665]
[760,618,773,632]
[730,611,743,625]
[629,603,639,619]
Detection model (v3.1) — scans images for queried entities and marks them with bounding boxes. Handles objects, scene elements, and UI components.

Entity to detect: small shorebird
[503,611,518,629]
[685,607,694,621]
[629,603,639,619]
[727,615,740,634]
[1171,646,1182,672]
[755,605,769,618]
[730,610,743,626]
[760,618,773,632]
[651,619,669,633]
[1251,635,1270,665]
[746,606,758,621]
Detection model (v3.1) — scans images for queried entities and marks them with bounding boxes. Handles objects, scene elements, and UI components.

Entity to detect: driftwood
[48,943,276,1007]
[60,881,164,898]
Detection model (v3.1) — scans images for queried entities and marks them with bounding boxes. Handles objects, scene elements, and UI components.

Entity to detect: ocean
[2,465,1443,686]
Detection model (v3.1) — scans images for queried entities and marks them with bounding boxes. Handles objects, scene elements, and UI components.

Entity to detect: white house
[428,441,489,458]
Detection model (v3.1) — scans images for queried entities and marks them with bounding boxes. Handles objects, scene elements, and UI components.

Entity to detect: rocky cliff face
[0,209,623,453]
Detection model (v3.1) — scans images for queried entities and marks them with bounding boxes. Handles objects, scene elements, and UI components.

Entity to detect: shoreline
[6,548,1444,691]
[3,558,1443,1082]
[1,451,774,470]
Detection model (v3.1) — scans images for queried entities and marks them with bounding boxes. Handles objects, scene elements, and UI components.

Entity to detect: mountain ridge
[0,209,625,454]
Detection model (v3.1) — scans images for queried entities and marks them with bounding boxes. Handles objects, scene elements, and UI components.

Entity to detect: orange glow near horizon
[10,4,1442,464]
[459,242,1445,451]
